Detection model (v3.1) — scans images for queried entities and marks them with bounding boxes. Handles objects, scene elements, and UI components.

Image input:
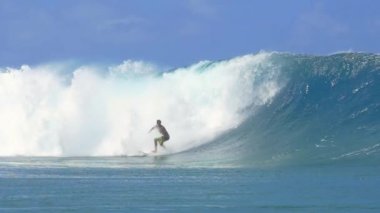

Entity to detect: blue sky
[0,0,379,67]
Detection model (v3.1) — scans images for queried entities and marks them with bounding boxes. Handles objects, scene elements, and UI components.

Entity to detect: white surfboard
[137,150,153,156]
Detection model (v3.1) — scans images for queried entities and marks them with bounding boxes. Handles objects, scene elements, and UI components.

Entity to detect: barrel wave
[0,52,379,167]
[184,52,380,167]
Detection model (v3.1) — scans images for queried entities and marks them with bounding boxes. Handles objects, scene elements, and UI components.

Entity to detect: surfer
[148,120,170,153]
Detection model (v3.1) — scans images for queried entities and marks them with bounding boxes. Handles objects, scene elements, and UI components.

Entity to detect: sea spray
[0,53,281,156]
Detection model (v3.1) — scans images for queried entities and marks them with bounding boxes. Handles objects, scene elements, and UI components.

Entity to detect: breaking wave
[1,52,379,167]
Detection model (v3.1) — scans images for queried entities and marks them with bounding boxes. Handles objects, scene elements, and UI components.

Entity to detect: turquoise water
[0,157,379,212]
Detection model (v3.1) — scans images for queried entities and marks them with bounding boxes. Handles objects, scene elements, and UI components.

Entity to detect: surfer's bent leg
[160,136,168,149]
[160,139,166,149]
[154,138,159,152]
[153,136,167,152]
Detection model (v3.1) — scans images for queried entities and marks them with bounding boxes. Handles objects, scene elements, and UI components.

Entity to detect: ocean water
[0,158,379,212]
[0,52,380,212]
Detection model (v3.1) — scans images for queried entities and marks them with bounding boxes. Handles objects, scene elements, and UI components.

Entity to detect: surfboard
[124,150,159,157]
[141,150,157,156]
[125,152,148,157]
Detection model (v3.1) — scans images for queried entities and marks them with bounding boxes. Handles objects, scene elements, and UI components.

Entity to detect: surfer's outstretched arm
[148,126,156,133]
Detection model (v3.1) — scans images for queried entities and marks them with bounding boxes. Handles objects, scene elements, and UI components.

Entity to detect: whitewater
[0,52,281,157]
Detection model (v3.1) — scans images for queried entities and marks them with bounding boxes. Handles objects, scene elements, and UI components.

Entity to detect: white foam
[0,53,282,156]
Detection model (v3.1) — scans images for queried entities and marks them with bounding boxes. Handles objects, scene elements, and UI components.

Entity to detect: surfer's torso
[157,125,170,139]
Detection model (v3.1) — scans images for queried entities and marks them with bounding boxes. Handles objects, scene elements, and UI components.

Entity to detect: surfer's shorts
[155,136,168,145]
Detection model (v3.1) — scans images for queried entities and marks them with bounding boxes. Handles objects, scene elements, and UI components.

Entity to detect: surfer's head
[157,120,161,125]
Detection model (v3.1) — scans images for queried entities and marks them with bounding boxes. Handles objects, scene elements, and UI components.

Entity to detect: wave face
[1,52,379,166]
[186,53,380,167]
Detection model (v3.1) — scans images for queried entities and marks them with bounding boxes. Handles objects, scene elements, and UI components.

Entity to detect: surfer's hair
[157,120,161,124]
